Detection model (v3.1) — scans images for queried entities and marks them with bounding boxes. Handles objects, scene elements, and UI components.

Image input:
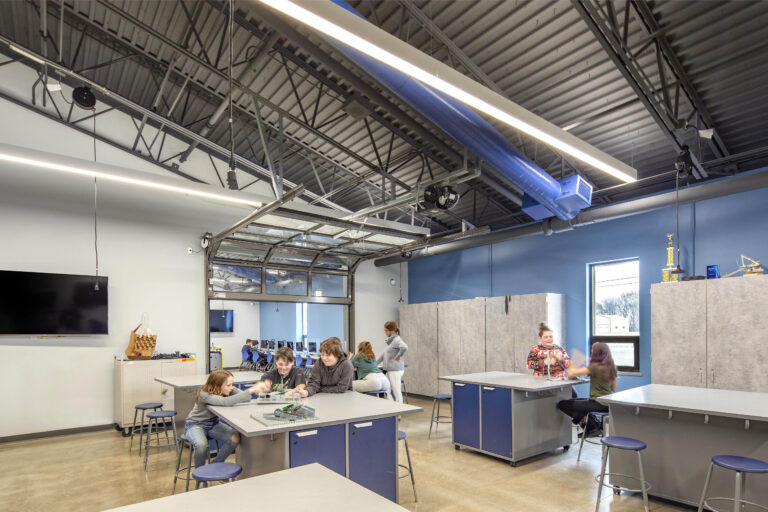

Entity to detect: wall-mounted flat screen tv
[209,309,234,333]
[0,270,108,335]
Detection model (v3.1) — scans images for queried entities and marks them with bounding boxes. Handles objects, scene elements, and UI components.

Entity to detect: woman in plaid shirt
[526,323,571,378]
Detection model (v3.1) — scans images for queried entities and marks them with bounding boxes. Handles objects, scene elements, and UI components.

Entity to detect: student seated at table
[526,322,571,378]
[349,341,392,400]
[185,369,260,468]
[253,347,306,395]
[297,337,353,397]
[557,342,617,437]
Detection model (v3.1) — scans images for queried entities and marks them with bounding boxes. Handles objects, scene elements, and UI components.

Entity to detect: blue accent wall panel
[259,301,297,341]
[409,176,768,394]
[307,303,345,343]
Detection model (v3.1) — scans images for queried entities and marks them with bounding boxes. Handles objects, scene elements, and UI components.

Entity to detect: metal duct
[374,169,768,266]
[328,0,589,221]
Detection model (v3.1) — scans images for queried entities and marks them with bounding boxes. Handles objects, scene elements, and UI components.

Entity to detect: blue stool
[192,462,242,489]
[577,411,609,462]
[398,430,417,502]
[365,390,389,399]
[144,410,179,471]
[130,402,163,456]
[697,455,768,512]
[595,436,650,512]
[428,394,452,439]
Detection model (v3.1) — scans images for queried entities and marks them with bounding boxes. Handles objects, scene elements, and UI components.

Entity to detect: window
[589,259,640,372]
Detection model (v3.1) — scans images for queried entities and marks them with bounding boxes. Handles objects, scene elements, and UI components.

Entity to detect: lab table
[155,371,263,427]
[599,384,768,506]
[439,371,578,464]
[102,463,408,511]
[208,391,421,502]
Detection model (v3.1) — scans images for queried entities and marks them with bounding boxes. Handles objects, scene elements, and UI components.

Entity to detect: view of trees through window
[592,259,639,335]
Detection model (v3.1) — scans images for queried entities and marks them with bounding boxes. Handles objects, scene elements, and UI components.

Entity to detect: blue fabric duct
[329,0,583,220]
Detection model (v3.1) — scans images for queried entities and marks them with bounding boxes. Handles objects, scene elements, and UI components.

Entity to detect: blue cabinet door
[452,382,480,448]
[289,424,346,475]
[481,386,512,458]
[348,416,397,501]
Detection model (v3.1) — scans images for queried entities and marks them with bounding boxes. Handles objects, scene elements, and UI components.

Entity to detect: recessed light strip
[0,152,262,208]
[258,0,636,183]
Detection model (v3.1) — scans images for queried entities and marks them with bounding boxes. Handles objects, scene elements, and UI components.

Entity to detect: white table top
[155,371,263,388]
[439,371,582,391]
[102,463,407,511]
[598,384,768,422]
[209,391,422,437]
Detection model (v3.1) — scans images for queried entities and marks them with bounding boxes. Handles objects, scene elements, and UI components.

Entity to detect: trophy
[662,233,679,282]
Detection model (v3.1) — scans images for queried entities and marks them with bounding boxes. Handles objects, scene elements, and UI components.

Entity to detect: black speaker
[72,86,96,109]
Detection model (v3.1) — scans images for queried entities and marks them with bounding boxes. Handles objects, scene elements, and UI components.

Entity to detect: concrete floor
[0,395,692,511]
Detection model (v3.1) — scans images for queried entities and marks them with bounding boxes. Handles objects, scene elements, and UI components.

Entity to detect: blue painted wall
[307,304,345,344]
[408,173,768,393]
[259,302,300,341]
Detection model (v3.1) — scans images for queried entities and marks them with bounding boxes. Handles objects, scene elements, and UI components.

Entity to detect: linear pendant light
[257,0,637,183]
[0,150,263,208]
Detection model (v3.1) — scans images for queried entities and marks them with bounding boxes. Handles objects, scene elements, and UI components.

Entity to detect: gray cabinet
[651,281,707,387]
[398,302,438,396]
[706,274,768,392]
[651,275,768,392]
[400,293,565,396]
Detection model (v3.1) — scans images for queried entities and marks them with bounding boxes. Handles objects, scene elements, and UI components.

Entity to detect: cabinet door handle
[483,387,496,391]
[296,430,318,437]
[455,383,465,387]
[353,422,372,428]
[711,369,716,386]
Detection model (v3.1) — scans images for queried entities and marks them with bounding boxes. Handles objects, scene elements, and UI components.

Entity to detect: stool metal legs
[595,445,650,512]
[398,437,417,502]
[173,441,195,494]
[698,464,765,512]
[144,416,180,471]
[428,398,451,440]
[697,462,715,512]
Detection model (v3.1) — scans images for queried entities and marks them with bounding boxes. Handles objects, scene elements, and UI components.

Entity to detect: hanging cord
[398,262,404,303]
[675,165,681,273]
[93,113,100,291]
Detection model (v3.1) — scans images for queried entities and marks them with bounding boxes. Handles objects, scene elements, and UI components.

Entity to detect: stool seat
[433,393,451,400]
[712,455,768,474]
[398,430,407,441]
[192,462,242,482]
[147,410,177,419]
[135,402,163,410]
[601,436,646,451]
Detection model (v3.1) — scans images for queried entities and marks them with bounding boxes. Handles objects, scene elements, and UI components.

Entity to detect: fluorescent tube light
[8,43,45,64]
[258,0,636,183]
[0,152,262,208]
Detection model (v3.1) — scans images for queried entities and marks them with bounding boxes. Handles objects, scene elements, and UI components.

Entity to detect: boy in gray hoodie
[298,337,354,397]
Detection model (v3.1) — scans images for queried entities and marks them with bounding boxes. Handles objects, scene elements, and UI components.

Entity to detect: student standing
[185,369,259,468]
[378,321,408,403]
[297,337,354,397]
[557,342,618,437]
[526,322,571,378]
[350,341,392,399]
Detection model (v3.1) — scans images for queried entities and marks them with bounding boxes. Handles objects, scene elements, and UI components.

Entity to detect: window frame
[588,259,640,373]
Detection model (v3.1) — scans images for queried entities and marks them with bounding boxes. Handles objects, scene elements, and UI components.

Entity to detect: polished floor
[0,395,692,512]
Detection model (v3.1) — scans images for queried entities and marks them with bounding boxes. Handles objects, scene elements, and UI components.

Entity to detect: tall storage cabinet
[113,357,197,432]
[400,293,565,396]
[651,274,768,392]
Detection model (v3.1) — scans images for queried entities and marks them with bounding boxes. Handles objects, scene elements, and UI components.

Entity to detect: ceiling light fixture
[0,152,263,208]
[257,0,636,183]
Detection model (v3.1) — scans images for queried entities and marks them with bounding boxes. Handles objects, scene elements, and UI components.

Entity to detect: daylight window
[589,259,640,372]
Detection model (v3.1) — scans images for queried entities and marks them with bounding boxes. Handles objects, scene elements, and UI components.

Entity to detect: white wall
[0,201,205,437]
[209,299,260,368]
[354,260,408,358]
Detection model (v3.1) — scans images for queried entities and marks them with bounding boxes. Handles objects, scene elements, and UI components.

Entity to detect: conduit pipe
[374,169,768,266]
[327,0,587,221]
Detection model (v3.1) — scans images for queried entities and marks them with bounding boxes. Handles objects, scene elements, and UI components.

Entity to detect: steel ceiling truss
[572,0,729,181]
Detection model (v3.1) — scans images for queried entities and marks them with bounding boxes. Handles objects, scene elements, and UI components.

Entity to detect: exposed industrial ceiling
[1,0,767,242]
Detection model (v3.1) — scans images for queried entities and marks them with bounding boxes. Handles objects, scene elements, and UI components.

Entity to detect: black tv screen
[209,309,234,333]
[0,270,108,335]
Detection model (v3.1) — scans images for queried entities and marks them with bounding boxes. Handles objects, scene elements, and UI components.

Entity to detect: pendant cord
[93,113,100,291]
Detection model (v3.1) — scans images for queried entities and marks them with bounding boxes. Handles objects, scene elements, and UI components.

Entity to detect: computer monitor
[286,341,295,351]
[277,341,286,349]
[308,341,318,353]
[294,340,304,352]
[268,340,275,350]
[259,340,268,350]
